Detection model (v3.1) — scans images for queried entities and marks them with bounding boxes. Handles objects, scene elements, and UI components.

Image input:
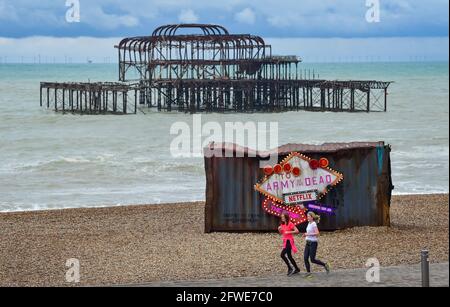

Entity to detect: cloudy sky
[0,0,448,62]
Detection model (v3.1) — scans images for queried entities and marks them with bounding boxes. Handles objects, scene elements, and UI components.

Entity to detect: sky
[0,0,448,62]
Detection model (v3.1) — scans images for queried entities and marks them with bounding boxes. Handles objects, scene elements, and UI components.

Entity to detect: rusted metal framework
[40,24,392,114]
[117,24,391,113]
[118,24,276,82]
[40,82,138,114]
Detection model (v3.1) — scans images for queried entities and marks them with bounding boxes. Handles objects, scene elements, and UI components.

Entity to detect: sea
[0,62,448,211]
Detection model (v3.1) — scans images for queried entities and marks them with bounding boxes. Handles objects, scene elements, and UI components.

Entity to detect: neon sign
[255,152,343,204]
[306,202,337,215]
[255,152,343,224]
[262,198,307,225]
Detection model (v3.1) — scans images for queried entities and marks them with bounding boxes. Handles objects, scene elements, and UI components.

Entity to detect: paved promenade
[131,263,449,287]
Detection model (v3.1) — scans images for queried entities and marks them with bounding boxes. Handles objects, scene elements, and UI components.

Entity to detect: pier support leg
[54,88,58,112]
[40,86,43,107]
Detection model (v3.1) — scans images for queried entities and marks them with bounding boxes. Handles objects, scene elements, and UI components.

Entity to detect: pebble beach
[0,194,448,287]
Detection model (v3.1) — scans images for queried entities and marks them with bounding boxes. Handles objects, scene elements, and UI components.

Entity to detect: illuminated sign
[255,152,343,224]
[262,198,307,226]
[255,153,343,204]
[306,203,337,215]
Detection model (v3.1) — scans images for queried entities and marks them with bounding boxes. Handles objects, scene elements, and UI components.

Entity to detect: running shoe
[325,263,331,274]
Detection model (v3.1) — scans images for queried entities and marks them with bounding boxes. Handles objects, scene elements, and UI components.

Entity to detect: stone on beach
[0,194,448,287]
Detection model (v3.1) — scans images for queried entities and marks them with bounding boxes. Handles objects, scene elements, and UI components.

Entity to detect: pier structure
[40,24,391,114]
[40,82,139,114]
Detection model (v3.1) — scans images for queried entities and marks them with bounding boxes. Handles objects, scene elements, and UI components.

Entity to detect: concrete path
[130,263,449,287]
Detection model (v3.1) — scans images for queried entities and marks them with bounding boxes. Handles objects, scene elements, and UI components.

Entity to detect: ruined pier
[40,24,392,114]
[40,82,139,114]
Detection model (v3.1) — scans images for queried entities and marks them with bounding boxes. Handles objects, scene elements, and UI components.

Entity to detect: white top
[306,221,319,242]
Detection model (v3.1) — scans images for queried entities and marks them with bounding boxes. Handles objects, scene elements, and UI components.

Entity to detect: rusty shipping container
[204,142,393,232]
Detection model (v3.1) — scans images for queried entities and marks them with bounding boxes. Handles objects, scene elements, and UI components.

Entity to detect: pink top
[280,221,298,253]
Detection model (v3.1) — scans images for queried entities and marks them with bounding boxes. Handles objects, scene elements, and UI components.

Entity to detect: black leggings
[304,241,326,273]
[281,240,299,271]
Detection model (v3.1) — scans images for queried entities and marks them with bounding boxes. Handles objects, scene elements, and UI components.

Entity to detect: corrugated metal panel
[205,142,393,232]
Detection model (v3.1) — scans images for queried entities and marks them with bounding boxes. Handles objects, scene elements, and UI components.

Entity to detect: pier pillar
[384,88,388,112]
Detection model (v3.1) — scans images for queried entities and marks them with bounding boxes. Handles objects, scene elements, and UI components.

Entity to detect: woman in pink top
[278,212,300,276]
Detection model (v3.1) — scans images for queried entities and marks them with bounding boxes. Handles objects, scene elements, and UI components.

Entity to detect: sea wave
[1,62,448,212]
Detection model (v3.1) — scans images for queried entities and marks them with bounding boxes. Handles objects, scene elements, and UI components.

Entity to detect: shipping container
[204,142,393,232]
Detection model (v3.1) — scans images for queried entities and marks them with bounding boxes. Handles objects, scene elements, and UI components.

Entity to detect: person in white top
[302,211,330,278]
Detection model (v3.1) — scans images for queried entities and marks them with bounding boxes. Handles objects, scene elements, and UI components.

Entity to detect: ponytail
[308,211,321,224]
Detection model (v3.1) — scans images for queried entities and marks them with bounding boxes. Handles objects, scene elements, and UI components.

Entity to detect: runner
[278,212,301,276]
[303,211,331,278]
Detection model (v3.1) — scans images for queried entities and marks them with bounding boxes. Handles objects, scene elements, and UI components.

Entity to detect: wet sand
[0,194,448,286]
